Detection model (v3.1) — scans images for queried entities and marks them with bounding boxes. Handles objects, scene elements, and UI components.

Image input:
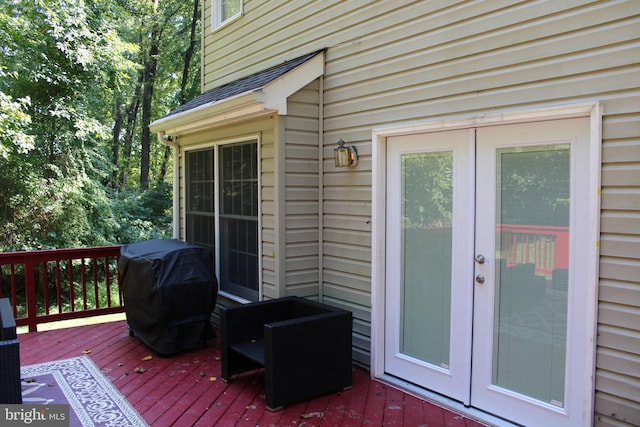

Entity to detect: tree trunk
[121,73,142,188]
[159,145,171,182]
[140,40,158,192]
[111,99,123,189]
[140,0,160,192]
[157,0,200,184]
[180,0,199,105]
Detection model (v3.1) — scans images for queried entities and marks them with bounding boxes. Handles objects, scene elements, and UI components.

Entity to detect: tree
[139,0,161,192]
[402,152,453,228]
[0,0,136,249]
[0,0,200,251]
[110,0,201,191]
[159,0,200,183]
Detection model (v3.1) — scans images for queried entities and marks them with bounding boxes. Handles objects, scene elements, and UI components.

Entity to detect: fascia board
[149,91,262,134]
[154,103,272,136]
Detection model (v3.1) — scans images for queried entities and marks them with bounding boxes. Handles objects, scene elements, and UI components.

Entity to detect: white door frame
[370,102,601,425]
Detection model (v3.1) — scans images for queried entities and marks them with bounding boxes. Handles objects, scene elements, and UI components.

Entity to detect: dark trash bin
[118,239,218,356]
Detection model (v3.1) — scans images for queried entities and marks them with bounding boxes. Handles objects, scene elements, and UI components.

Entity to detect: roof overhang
[150,50,324,138]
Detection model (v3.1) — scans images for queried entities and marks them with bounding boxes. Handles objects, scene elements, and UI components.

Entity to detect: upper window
[212,0,242,30]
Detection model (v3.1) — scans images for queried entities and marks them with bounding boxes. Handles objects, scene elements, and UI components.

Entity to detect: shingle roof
[165,50,324,118]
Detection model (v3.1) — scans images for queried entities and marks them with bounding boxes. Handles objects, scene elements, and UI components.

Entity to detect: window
[212,0,242,29]
[185,140,259,301]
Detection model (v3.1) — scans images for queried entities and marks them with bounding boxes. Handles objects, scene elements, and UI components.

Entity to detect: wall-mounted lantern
[334,139,358,168]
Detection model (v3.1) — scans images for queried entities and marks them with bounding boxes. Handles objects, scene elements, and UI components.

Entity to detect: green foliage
[499,146,571,226]
[402,152,454,228]
[0,0,198,251]
[0,92,34,159]
[111,182,173,243]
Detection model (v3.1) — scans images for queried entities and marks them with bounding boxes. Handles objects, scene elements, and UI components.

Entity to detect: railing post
[24,258,38,332]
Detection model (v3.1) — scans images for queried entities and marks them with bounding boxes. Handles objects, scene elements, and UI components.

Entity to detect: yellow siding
[202,0,640,419]
[597,101,640,425]
[283,81,320,298]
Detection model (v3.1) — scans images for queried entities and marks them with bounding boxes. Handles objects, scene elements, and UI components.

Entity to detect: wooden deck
[18,319,487,426]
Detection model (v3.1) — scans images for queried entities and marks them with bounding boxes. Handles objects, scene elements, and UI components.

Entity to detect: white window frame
[212,0,243,30]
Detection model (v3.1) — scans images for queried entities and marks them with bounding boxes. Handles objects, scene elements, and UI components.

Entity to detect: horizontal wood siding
[283,81,320,299]
[202,0,640,420]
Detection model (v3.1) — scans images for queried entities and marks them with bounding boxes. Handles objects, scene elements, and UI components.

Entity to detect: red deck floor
[18,320,487,426]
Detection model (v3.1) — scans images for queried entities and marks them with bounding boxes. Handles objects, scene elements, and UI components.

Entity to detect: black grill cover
[118,239,218,355]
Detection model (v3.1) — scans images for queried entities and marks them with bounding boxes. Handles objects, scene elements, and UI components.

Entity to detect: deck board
[18,319,487,426]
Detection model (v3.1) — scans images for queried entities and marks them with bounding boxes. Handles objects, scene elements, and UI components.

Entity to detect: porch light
[334,139,358,167]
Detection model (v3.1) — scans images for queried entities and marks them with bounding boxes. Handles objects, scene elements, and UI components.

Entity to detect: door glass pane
[220,141,258,301]
[185,149,215,252]
[401,151,453,367]
[493,145,570,406]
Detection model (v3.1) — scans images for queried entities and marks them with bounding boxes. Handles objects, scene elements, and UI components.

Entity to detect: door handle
[475,254,486,264]
[475,274,485,284]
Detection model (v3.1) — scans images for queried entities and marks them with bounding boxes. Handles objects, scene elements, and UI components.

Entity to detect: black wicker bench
[0,298,22,404]
[220,296,352,410]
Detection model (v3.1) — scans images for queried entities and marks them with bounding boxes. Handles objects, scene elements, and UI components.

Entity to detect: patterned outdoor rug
[20,356,147,427]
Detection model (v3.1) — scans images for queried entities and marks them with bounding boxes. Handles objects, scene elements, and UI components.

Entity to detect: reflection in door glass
[401,152,453,368]
[493,145,570,406]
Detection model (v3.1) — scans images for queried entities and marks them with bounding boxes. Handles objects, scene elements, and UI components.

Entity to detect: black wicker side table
[0,298,22,404]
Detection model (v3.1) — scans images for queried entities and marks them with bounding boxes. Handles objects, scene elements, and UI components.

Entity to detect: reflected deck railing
[0,246,123,332]
[498,224,569,275]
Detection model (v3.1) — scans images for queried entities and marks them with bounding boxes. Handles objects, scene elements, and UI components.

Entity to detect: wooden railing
[498,224,569,275]
[0,246,123,332]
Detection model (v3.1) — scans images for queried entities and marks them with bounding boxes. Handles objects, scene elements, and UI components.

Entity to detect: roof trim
[150,50,324,136]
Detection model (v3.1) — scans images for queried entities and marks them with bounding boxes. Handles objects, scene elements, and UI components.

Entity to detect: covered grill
[119,239,218,356]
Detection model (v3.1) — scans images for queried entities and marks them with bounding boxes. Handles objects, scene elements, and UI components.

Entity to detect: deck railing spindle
[25,259,37,332]
[10,264,18,319]
[93,258,99,309]
[80,258,87,310]
[43,261,50,316]
[68,259,74,312]
[56,260,62,315]
[105,257,112,308]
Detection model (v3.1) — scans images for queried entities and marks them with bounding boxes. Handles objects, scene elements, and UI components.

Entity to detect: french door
[385,128,475,402]
[384,118,594,426]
